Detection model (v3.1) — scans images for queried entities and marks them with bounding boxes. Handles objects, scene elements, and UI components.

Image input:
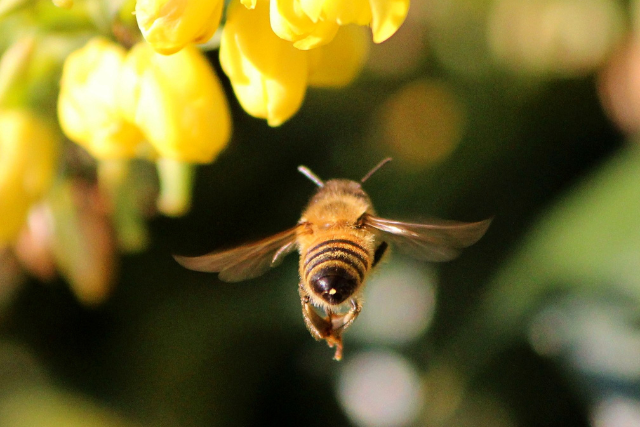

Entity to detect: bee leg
[323,300,361,361]
[299,284,332,341]
[372,241,388,267]
[325,310,345,361]
[334,299,362,333]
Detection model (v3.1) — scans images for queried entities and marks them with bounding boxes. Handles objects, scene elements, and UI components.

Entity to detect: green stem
[98,159,148,252]
[155,158,195,217]
[0,35,35,108]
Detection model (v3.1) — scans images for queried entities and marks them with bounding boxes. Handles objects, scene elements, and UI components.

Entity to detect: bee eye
[312,274,357,304]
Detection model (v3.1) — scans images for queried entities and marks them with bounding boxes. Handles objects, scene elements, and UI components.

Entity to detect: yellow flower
[220,0,369,126]
[118,42,231,163]
[58,37,144,160]
[220,0,308,126]
[270,0,339,50]
[136,0,224,55]
[59,38,231,164]
[0,110,58,243]
[269,0,409,47]
[308,24,370,87]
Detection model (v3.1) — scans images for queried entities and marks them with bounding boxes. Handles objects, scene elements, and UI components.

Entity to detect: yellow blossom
[58,37,144,160]
[271,0,339,50]
[268,0,409,47]
[0,110,58,243]
[136,0,224,55]
[308,24,370,87]
[220,0,307,126]
[220,0,368,126]
[118,42,231,163]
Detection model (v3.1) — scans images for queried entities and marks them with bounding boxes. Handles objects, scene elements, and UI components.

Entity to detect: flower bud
[136,0,224,55]
[118,42,231,163]
[47,180,117,306]
[58,37,144,160]
[0,110,58,243]
[220,0,308,126]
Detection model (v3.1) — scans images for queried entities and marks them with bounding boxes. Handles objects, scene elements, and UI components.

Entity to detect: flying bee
[174,159,491,360]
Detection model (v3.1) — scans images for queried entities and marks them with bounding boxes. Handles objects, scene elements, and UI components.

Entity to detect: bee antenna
[361,157,392,183]
[298,165,324,187]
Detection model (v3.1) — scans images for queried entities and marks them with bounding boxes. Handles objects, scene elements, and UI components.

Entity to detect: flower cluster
[219,0,371,126]
[58,37,231,163]
[136,0,409,124]
[0,0,408,304]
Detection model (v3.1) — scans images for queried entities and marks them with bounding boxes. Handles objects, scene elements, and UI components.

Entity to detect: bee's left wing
[173,225,301,282]
[363,214,491,262]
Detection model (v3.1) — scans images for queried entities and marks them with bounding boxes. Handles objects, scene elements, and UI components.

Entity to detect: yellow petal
[220,0,308,126]
[58,37,144,160]
[0,110,58,243]
[369,0,410,43]
[118,42,231,163]
[136,0,224,55]
[298,0,324,22]
[241,0,257,8]
[311,0,371,25]
[299,0,408,42]
[271,0,339,49]
[308,25,369,87]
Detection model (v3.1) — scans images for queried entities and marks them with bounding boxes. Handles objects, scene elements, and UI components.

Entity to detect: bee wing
[173,226,301,282]
[363,215,491,262]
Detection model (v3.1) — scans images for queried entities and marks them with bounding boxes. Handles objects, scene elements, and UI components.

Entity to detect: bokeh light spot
[488,0,624,76]
[365,8,427,78]
[379,79,464,168]
[529,297,640,380]
[352,257,436,345]
[337,350,423,427]
[592,396,640,427]
[598,38,640,134]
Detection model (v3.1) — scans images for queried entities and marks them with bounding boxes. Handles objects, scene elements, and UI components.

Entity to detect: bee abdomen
[303,239,370,305]
[304,239,370,280]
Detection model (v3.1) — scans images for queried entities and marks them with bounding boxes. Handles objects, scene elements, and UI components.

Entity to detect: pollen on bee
[329,288,337,295]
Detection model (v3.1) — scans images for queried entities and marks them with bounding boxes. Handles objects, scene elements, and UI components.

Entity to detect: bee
[174,159,491,360]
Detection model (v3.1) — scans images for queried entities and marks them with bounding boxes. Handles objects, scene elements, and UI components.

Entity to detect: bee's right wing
[173,225,301,282]
[363,215,491,262]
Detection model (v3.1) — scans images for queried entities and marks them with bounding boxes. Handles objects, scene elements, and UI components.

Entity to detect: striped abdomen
[302,238,371,305]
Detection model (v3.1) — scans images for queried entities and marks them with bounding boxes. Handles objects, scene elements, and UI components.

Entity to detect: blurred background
[2,0,640,426]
